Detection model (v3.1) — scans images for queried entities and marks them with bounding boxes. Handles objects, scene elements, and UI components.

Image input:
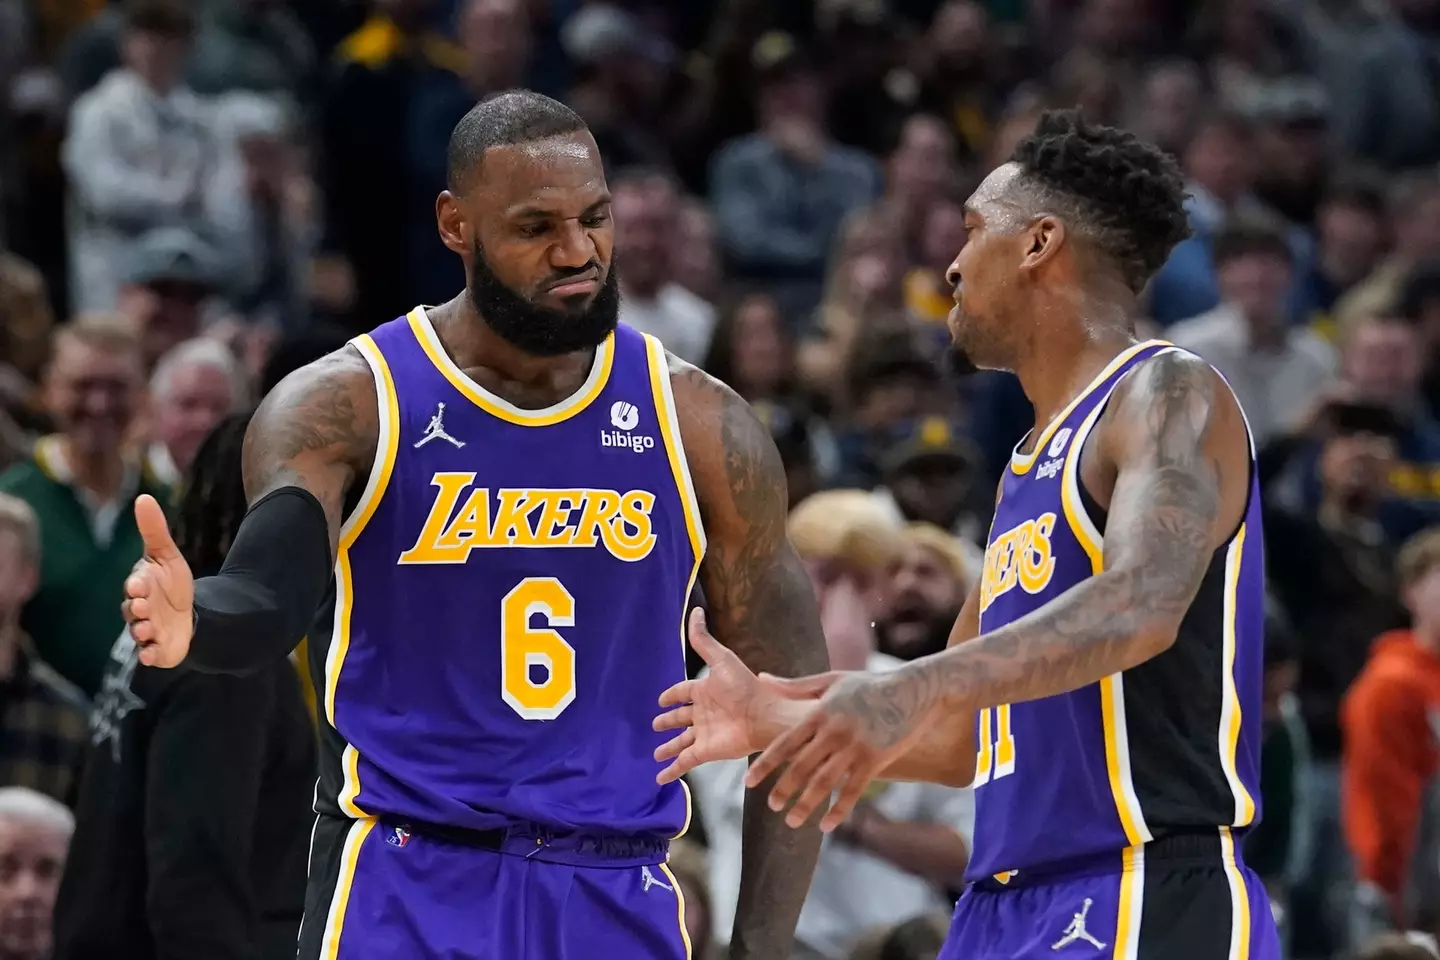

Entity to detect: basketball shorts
[940,831,1282,960]
[297,814,691,960]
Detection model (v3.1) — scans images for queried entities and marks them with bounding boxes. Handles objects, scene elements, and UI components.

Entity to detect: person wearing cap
[63,0,217,315]
[114,228,221,371]
[874,415,988,548]
[690,490,972,960]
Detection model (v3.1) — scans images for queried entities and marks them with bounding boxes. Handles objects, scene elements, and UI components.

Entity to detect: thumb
[687,607,725,662]
[759,670,844,700]
[134,494,180,563]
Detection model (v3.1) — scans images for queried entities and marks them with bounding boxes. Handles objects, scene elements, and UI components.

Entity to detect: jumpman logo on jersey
[415,402,465,449]
[1051,899,1107,951]
[640,865,673,893]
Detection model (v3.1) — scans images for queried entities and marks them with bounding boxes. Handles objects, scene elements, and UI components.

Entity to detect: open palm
[122,494,196,667]
[653,609,763,783]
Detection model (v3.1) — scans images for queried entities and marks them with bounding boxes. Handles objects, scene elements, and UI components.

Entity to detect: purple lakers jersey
[966,340,1265,882]
[309,308,702,839]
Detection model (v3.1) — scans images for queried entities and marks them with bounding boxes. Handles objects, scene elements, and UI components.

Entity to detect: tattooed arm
[745,350,1251,829]
[123,348,377,671]
[671,357,829,960]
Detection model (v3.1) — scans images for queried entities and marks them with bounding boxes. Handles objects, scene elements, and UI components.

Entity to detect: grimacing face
[946,163,1060,372]
[437,131,620,357]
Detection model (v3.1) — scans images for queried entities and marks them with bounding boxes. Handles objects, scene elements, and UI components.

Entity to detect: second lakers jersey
[966,340,1266,881]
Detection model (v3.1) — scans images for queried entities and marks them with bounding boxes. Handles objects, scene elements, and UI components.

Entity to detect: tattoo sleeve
[872,351,1242,747]
[673,359,829,959]
[241,346,379,558]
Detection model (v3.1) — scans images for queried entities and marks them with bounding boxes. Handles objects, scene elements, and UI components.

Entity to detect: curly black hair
[1010,109,1192,293]
[170,411,253,579]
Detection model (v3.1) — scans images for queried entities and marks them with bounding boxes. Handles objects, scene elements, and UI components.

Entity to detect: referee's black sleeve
[143,672,275,960]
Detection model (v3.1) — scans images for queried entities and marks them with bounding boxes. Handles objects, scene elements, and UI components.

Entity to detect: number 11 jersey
[308,307,702,839]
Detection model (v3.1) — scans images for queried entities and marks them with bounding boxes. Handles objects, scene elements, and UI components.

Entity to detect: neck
[59,435,126,501]
[432,297,597,402]
[1013,300,1137,432]
[0,619,18,681]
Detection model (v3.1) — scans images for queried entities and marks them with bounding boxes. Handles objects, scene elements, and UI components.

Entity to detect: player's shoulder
[1105,345,1241,436]
[250,345,380,460]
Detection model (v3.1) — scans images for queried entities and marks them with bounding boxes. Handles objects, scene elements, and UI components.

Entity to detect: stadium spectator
[61,0,216,314]
[1169,213,1337,445]
[144,338,249,486]
[1343,530,1440,921]
[0,787,72,960]
[875,522,973,662]
[112,228,223,373]
[0,494,87,806]
[874,417,985,543]
[53,412,314,960]
[0,317,163,696]
[613,168,716,364]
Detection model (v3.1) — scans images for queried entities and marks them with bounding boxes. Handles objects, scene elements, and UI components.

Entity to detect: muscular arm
[185,348,377,673]
[870,350,1247,736]
[672,358,828,960]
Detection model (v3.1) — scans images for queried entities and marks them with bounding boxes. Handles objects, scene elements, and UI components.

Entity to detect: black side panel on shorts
[1137,862,1236,960]
[296,814,349,960]
[307,584,353,820]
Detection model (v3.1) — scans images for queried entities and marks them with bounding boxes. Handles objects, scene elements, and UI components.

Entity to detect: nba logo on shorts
[387,825,412,848]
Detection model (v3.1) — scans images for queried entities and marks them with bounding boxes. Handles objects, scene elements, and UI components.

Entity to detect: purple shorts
[941,833,1282,960]
[297,816,691,960]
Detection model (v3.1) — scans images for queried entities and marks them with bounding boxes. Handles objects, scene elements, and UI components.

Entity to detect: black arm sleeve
[187,487,332,675]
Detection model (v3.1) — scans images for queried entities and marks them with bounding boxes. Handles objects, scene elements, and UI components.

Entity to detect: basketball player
[654,110,1282,958]
[119,92,827,959]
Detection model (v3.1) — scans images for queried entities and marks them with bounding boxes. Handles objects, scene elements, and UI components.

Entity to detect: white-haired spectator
[0,787,73,960]
[146,338,249,486]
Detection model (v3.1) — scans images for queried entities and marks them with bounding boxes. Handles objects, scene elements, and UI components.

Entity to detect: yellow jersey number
[501,577,577,720]
[973,704,1016,786]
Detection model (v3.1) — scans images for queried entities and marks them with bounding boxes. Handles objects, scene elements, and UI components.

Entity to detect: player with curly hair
[658,109,1282,958]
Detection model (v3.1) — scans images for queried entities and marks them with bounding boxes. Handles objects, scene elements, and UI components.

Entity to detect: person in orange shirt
[1342,526,1440,921]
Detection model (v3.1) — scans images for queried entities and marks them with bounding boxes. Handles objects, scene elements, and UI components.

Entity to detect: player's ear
[1019,216,1065,272]
[436,191,470,257]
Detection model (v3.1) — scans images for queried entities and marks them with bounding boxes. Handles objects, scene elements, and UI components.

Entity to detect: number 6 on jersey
[974,704,1016,786]
[502,578,577,720]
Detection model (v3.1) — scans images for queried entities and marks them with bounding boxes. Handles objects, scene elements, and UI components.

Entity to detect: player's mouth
[546,272,599,297]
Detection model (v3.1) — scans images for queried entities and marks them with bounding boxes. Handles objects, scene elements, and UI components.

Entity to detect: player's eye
[581,214,609,229]
[518,222,549,238]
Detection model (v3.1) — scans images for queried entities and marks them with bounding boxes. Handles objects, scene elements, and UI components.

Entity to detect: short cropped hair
[446,90,588,192]
[151,337,250,408]
[1212,213,1293,268]
[0,493,40,567]
[0,786,75,837]
[1010,109,1192,292]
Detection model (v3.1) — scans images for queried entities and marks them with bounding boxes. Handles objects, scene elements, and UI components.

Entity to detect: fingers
[654,728,694,764]
[127,597,151,622]
[131,620,155,644]
[745,712,820,788]
[785,750,855,829]
[125,571,151,600]
[134,494,180,562]
[821,762,883,833]
[759,671,843,700]
[766,726,843,814]
[657,679,695,709]
[652,705,693,733]
[657,743,702,785]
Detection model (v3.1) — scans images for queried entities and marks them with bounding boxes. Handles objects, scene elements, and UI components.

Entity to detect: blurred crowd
[6,0,1440,959]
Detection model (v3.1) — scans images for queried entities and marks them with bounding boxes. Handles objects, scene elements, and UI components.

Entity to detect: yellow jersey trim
[1114,845,1145,960]
[658,861,694,959]
[643,334,707,840]
[1010,340,1169,476]
[1220,527,1257,826]
[1219,826,1253,960]
[318,817,377,959]
[406,306,614,426]
[324,334,399,817]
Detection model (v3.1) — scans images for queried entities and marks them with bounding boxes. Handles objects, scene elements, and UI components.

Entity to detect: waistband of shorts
[377,815,670,867]
[970,828,1246,891]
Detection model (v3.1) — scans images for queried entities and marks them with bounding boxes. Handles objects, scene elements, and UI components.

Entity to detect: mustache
[545,261,603,287]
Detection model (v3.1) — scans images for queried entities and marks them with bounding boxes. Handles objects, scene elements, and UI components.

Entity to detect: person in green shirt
[0,315,169,696]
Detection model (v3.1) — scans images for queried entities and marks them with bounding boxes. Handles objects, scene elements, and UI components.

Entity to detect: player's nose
[550,220,596,269]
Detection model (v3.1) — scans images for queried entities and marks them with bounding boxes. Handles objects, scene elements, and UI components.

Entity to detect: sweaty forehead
[477,134,608,214]
[966,162,1026,219]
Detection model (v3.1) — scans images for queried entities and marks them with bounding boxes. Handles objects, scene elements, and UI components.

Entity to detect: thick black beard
[467,240,621,357]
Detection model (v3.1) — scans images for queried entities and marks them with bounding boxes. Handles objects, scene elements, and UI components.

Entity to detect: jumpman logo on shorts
[1051,898,1107,951]
[415,403,465,449]
[640,865,672,893]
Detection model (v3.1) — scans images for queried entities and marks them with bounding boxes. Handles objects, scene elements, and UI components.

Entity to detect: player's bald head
[446,90,590,194]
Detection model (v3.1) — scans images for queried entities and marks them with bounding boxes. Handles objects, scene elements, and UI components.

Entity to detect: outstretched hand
[121,494,196,668]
